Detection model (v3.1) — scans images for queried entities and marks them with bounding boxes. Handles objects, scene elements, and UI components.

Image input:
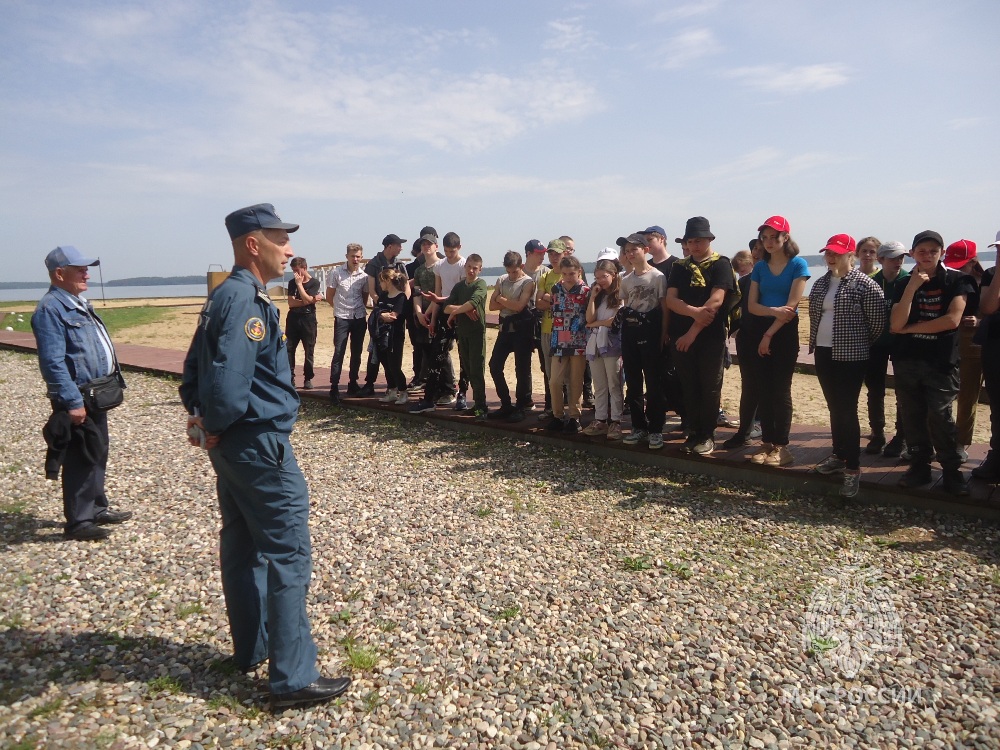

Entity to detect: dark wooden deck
[3,329,997,521]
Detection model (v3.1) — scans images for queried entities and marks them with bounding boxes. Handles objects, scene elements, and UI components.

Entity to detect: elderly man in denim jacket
[31,246,132,541]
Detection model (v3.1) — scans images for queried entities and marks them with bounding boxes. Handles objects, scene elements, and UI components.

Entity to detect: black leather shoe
[942,470,970,497]
[64,524,111,541]
[971,458,1000,483]
[897,465,932,489]
[355,384,375,398]
[270,676,352,710]
[95,509,133,525]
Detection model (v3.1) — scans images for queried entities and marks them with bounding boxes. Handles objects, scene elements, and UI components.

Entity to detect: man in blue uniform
[179,203,351,710]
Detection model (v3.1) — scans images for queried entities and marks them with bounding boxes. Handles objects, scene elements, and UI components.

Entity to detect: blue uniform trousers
[62,408,110,531]
[209,429,319,694]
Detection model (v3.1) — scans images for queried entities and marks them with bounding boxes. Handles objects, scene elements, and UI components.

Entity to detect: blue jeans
[892,358,962,470]
[210,429,319,694]
[331,317,366,391]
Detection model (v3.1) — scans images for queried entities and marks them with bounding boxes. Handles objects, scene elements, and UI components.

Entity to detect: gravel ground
[1,349,998,750]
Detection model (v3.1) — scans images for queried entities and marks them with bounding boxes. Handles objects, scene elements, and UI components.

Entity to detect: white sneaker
[380,389,398,403]
[395,391,409,405]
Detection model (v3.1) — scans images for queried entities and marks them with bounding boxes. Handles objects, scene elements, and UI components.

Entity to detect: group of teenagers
[315,218,1000,500]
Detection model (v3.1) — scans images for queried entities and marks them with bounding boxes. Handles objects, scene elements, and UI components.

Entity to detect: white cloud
[543,18,599,51]
[726,63,851,94]
[656,27,721,69]
[652,0,723,23]
[701,147,850,183]
[947,117,985,131]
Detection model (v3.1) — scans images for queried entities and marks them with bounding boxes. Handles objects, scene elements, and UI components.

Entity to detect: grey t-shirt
[621,267,666,313]
[497,275,535,318]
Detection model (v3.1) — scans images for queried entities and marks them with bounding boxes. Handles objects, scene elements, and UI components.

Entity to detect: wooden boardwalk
[3,329,998,521]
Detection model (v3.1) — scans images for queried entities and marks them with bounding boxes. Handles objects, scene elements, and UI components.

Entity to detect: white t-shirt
[816,276,840,348]
[434,257,466,298]
[327,265,368,319]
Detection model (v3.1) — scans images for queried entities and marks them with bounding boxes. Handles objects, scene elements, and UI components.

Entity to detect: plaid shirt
[808,268,887,361]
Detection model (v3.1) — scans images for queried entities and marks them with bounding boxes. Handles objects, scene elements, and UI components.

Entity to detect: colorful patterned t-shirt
[550,282,590,356]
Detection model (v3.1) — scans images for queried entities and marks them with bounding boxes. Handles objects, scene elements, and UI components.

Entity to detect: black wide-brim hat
[676,216,715,242]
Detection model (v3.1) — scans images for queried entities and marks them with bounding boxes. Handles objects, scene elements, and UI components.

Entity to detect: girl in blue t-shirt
[742,216,810,467]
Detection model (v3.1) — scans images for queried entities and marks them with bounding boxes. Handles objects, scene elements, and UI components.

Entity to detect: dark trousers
[864,345,900,436]
[815,348,867,470]
[892,358,962,470]
[285,314,316,381]
[330,317,366,392]
[490,327,534,409]
[536,335,551,409]
[981,342,1000,457]
[210,430,318,694]
[457,330,487,408]
[422,332,455,402]
[621,319,666,433]
[62,408,110,531]
[740,321,798,446]
[673,327,727,442]
[378,336,407,391]
[734,330,759,437]
[409,324,429,385]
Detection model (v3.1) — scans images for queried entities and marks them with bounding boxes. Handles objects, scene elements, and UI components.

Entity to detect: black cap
[616,233,649,248]
[419,226,438,238]
[912,230,944,249]
[225,203,299,240]
[382,233,406,247]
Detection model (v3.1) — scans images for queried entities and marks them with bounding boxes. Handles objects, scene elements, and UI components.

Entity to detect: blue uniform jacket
[32,286,122,410]
[180,267,299,436]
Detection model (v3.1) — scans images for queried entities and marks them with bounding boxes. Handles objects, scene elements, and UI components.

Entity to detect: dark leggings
[739,319,798,446]
[815,347,867,470]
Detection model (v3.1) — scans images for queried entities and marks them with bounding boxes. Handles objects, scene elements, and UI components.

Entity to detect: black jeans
[285,313,317,381]
[422,331,455,402]
[489,324,534,409]
[740,320,798,446]
[62,408,110,531]
[673,327,726,442]
[982,342,1000,456]
[378,334,407,391]
[734,329,759,437]
[864,344,900,435]
[892,357,962,470]
[621,317,665,433]
[331,317,366,392]
[814,348,867,470]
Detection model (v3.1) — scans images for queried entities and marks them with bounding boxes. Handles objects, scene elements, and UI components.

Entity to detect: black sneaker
[544,416,566,432]
[454,394,469,411]
[898,464,932,488]
[721,433,749,450]
[563,418,580,433]
[507,409,526,423]
[329,390,341,405]
[346,382,361,396]
[971,454,1000,482]
[356,384,376,398]
[942,470,969,497]
[408,399,436,414]
[474,408,488,422]
[865,433,886,454]
[882,435,905,458]
[488,405,514,420]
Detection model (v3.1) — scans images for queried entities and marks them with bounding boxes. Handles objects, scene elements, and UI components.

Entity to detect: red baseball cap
[943,239,978,269]
[822,234,857,255]
[757,216,790,233]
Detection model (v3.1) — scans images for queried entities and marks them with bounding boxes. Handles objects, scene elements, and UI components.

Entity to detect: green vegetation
[26,697,63,719]
[175,602,204,619]
[495,604,521,621]
[3,306,168,335]
[146,675,184,694]
[344,643,379,671]
[621,554,653,572]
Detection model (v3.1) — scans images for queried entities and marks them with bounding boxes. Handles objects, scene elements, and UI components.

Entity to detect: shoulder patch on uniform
[245,317,265,341]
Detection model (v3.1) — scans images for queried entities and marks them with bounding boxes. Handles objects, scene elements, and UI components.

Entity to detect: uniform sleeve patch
[245,317,265,341]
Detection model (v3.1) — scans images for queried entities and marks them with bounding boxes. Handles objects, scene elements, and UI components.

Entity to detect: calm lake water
[0,284,210,304]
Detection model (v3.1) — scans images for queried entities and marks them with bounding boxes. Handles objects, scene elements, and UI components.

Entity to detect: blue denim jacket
[31,286,122,409]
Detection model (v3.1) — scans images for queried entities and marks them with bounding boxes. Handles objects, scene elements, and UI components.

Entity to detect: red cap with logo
[822,234,857,255]
[943,239,978,269]
[757,216,790,234]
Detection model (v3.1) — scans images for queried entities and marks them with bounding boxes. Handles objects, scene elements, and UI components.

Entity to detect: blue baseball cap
[45,245,99,272]
[641,225,667,237]
[225,203,299,240]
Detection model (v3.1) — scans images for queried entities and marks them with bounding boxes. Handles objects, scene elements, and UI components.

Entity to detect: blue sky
[2,0,999,282]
